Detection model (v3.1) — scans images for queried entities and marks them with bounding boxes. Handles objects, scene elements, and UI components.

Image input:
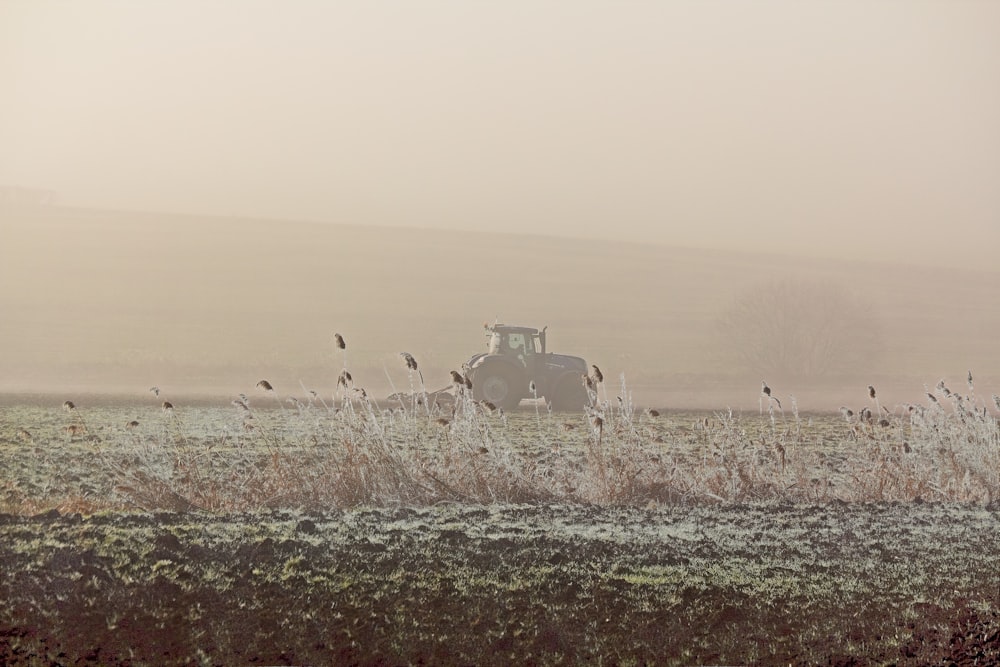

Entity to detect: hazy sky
[2,1,998,270]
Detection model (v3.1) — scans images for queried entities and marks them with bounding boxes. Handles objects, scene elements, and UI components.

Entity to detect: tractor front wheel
[473,365,523,410]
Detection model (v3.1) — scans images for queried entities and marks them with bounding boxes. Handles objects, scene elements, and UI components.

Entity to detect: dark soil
[2,504,999,666]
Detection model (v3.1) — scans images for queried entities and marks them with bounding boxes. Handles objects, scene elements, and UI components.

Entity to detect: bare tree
[718,279,882,377]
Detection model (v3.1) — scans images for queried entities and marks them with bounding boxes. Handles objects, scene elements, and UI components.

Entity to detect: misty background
[2,1,998,410]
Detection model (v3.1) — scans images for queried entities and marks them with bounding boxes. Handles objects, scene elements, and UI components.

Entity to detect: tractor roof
[488,324,540,335]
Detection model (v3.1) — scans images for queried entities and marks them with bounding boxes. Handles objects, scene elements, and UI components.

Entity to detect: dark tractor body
[465,324,588,411]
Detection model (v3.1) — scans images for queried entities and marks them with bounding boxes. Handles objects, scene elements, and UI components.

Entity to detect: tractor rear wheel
[549,376,588,412]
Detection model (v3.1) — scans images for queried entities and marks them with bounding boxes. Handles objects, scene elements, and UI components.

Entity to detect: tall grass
[8,359,1000,514]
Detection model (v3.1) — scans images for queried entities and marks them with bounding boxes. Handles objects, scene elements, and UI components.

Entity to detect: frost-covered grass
[1,374,998,513]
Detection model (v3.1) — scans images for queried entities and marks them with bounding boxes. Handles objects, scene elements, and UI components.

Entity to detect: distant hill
[2,206,997,410]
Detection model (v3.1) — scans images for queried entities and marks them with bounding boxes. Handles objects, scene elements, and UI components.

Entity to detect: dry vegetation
[4,361,999,514]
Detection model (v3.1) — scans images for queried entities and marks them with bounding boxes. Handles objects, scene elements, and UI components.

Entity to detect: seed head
[149,386,160,397]
[62,400,75,411]
[868,385,876,400]
[333,333,346,350]
[450,370,464,385]
[591,365,604,383]
[256,379,273,392]
[400,352,418,371]
[162,401,174,412]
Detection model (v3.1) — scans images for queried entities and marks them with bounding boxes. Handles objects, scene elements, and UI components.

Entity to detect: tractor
[464,324,589,411]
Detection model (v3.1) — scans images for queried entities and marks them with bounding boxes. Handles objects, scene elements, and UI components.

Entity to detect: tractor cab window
[507,333,527,354]
[506,333,531,365]
[488,331,535,364]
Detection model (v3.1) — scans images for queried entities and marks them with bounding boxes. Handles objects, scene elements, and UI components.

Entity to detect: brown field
[3,503,1000,666]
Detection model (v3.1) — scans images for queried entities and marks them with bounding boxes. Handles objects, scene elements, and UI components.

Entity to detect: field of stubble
[2,394,1000,665]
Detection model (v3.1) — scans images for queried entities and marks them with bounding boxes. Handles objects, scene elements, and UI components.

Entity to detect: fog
[2,1,998,409]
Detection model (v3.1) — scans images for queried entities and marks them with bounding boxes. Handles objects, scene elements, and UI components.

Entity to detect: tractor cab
[486,325,546,366]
